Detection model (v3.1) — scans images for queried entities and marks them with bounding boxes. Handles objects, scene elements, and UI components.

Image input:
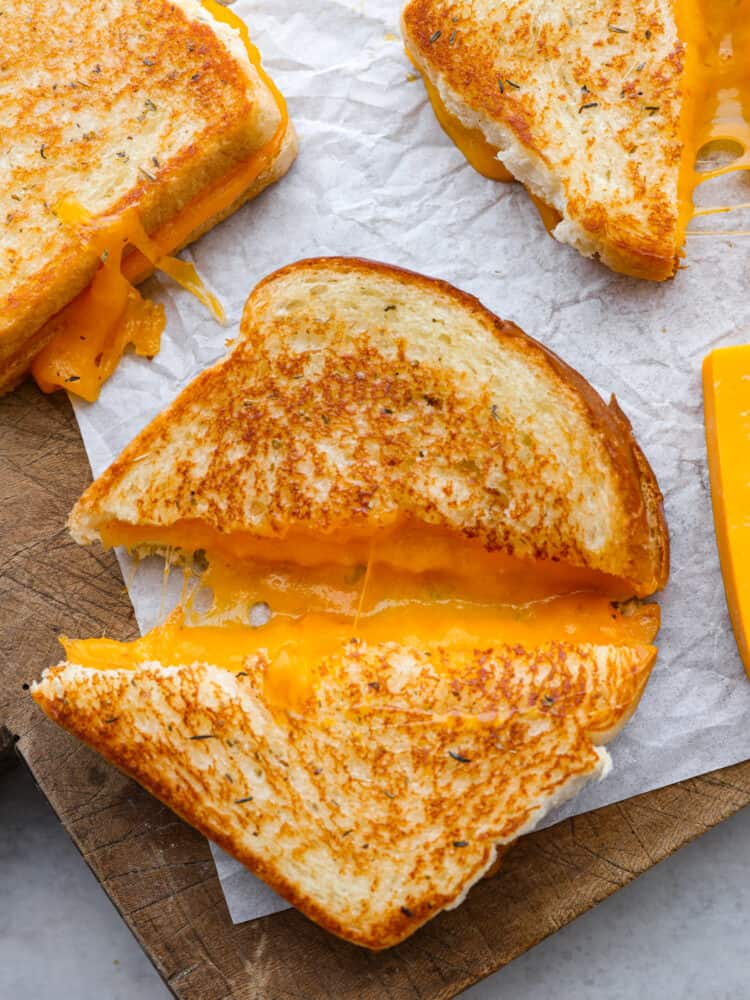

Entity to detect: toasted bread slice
[0,0,297,394]
[69,258,668,595]
[33,638,655,949]
[402,1,685,280]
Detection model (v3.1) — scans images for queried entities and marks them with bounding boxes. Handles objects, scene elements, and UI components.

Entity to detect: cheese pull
[677,0,750,239]
[703,346,750,676]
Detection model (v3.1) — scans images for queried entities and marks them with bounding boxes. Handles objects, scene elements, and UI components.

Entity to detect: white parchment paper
[70,0,750,925]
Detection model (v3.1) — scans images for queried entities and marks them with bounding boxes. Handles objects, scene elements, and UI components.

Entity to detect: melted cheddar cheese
[676,0,750,239]
[99,516,633,599]
[64,588,658,714]
[31,200,224,402]
[66,517,660,713]
[32,0,289,402]
[703,347,750,677]
[31,205,164,402]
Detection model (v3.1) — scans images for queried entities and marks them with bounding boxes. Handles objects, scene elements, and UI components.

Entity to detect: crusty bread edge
[401,10,680,282]
[167,121,297,254]
[607,397,670,596]
[588,645,657,745]
[120,119,298,286]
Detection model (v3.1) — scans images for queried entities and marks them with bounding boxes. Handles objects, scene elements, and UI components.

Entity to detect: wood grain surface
[3,382,750,1000]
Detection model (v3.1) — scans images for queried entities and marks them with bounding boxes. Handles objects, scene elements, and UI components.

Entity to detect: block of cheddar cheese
[703,346,750,675]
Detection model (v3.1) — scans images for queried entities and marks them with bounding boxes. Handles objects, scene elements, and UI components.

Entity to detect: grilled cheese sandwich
[403,0,750,279]
[0,0,296,399]
[34,258,669,947]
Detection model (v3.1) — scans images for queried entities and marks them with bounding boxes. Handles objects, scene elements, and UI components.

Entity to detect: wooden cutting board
[3,381,750,1000]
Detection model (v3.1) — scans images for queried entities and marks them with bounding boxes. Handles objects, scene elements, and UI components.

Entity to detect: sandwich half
[402,0,750,280]
[33,258,670,948]
[0,0,297,400]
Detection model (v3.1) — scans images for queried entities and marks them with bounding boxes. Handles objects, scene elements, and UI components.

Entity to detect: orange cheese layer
[98,516,634,603]
[32,0,289,402]
[703,347,750,676]
[197,552,660,650]
[65,517,661,712]
[63,593,658,715]
[30,205,165,402]
[62,603,660,672]
[32,200,224,401]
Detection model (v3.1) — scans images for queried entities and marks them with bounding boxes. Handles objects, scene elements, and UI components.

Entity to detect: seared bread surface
[34,639,655,949]
[402,0,685,280]
[37,258,670,947]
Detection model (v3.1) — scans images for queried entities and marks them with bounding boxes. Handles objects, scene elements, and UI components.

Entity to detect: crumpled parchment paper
[70,0,750,924]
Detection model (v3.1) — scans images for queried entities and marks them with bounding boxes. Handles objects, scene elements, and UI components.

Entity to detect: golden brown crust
[0,0,291,391]
[607,395,670,593]
[403,0,685,280]
[70,257,668,593]
[33,639,655,948]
